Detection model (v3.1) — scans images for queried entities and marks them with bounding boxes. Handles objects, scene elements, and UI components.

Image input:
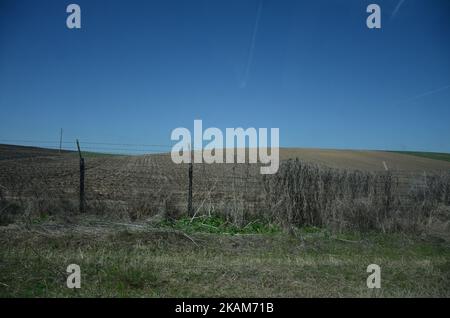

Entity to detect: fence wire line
[0,139,173,147]
[0,140,174,155]
[1,140,449,209]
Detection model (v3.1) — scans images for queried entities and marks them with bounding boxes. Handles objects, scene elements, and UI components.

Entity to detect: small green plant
[160,215,281,235]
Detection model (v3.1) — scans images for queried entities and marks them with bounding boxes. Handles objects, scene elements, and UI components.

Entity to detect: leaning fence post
[76,140,85,213]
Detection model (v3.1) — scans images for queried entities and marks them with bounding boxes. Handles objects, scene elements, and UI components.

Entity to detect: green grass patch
[392,151,450,163]
[0,222,449,297]
[160,215,282,235]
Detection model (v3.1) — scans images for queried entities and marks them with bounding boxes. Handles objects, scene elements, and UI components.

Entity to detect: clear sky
[0,0,449,153]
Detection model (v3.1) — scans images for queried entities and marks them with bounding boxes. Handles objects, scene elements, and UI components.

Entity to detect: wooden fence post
[187,145,193,215]
[76,140,85,213]
[59,128,63,153]
[188,159,193,216]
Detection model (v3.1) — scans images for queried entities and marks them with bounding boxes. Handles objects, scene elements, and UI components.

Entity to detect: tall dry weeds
[262,159,450,233]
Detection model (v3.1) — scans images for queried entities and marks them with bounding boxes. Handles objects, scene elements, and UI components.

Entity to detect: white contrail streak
[397,84,450,105]
[391,0,406,19]
[240,1,263,88]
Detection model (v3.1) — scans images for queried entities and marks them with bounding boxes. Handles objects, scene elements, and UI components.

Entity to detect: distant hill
[390,151,450,163]
[0,144,72,160]
[1,144,450,172]
[278,148,450,172]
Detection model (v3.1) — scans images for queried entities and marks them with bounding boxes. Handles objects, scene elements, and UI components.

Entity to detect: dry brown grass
[262,159,450,234]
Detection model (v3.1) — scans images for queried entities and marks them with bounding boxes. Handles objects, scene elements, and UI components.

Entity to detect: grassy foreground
[0,218,449,297]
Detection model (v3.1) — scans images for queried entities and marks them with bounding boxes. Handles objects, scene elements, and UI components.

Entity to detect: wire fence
[0,139,174,157]
[1,140,450,222]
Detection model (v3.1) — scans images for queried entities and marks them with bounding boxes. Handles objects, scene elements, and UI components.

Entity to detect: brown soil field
[1,144,449,220]
[279,148,450,172]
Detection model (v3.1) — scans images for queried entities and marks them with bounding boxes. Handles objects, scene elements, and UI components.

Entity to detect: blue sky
[0,0,449,153]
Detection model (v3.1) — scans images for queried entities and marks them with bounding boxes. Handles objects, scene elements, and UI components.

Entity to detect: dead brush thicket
[262,159,450,233]
[127,186,182,221]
